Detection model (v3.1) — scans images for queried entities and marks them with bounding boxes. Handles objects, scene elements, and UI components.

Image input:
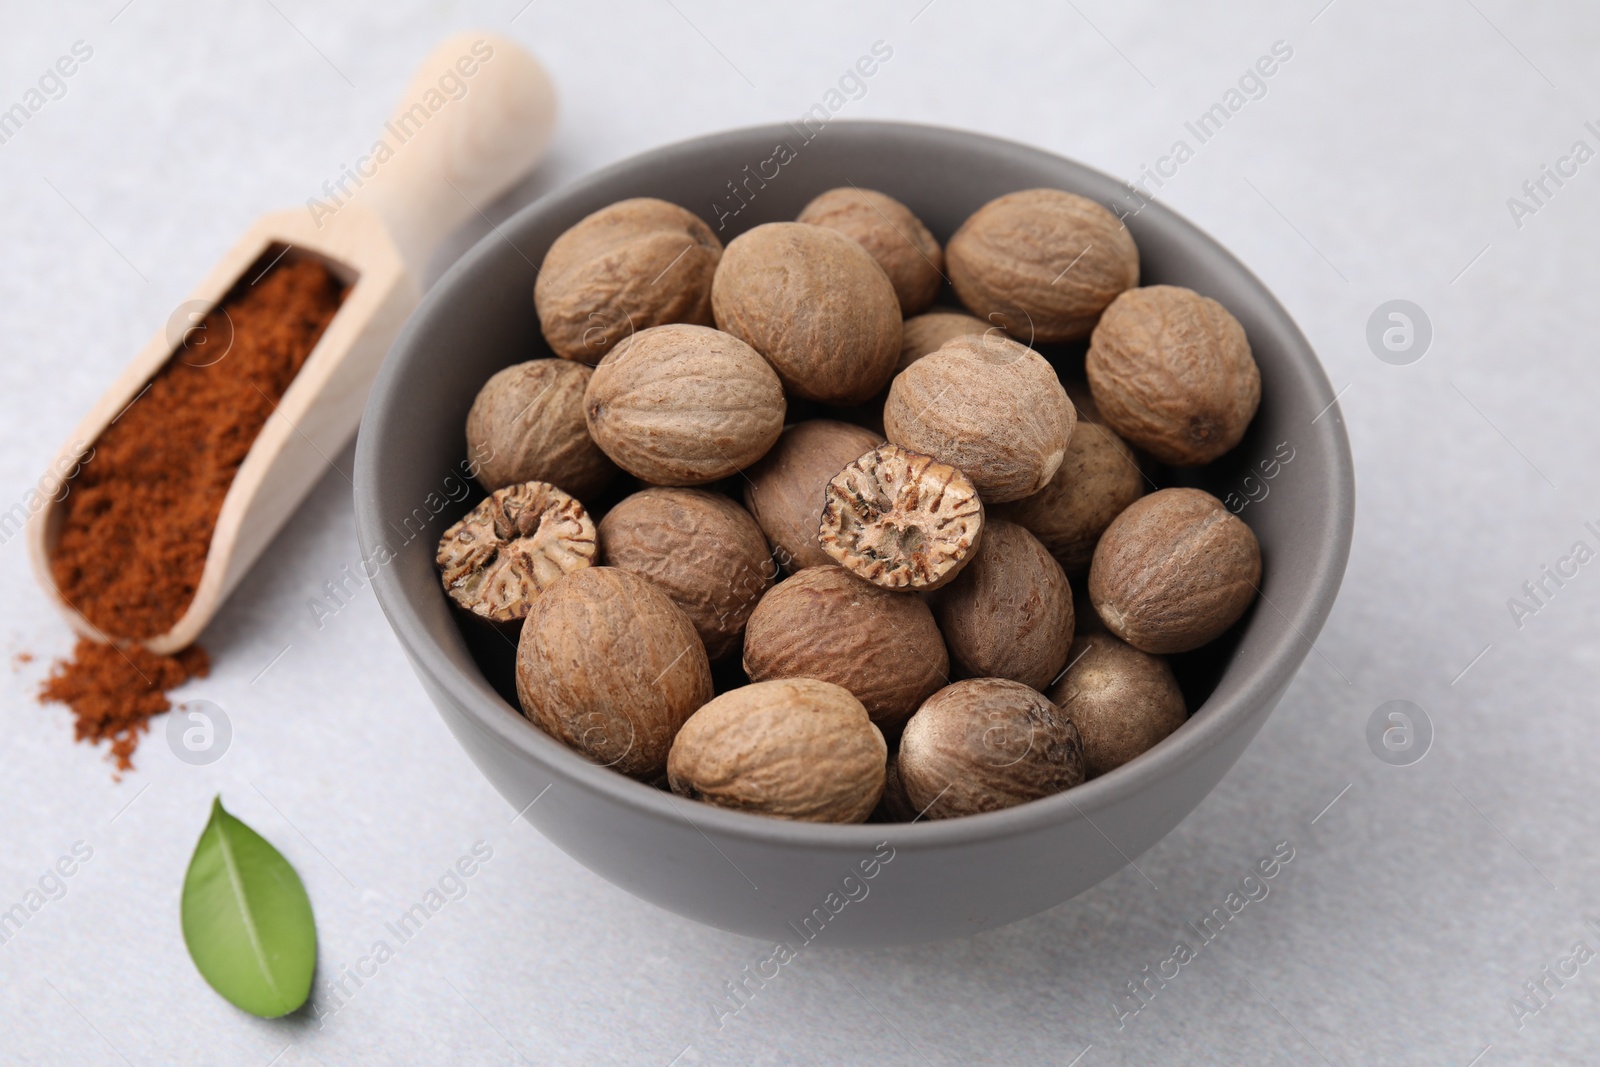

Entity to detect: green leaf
[181,796,317,1018]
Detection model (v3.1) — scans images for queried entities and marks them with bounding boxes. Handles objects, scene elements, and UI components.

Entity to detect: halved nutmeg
[436,481,597,625]
[818,443,984,591]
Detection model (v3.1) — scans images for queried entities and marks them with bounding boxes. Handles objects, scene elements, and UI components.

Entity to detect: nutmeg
[584,323,784,485]
[1086,285,1260,466]
[946,188,1138,342]
[598,488,774,662]
[996,384,1145,574]
[742,420,884,572]
[516,567,713,779]
[1048,632,1185,777]
[667,678,886,823]
[883,332,1075,503]
[897,309,992,373]
[898,678,1085,819]
[743,566,948,731]
[711,222,902,404]
[933,518,1074,691]
[818,443,984,591]
[797,187,943,315]
[465,359,617,499]
[436,481,596,626]
[534,198,722,363]
[1088,488,1261,654]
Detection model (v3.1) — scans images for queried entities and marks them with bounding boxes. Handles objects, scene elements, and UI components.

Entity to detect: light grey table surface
[2,1,1597,1064]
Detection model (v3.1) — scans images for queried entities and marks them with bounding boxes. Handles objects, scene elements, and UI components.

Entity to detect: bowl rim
[355,119,1356,852]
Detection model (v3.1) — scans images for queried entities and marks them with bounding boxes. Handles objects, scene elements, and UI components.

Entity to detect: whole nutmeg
[743,566,948,731]
[711,222,902,404]
[1048,632,1185,777]
[1089,488,1261,654]
[585,323,784,485]
[797,187,944,316]
[667,678,886,823]
[742,420,884,571]
[436,481,596,625]
[996,385,1145,574]
[933,518,1074,691]
[898,678,1085,819]
[598,488,775,662]
[1086,285,1260,466]
[465,359,617,499]
[897,309,992,373]
[534,198,722,363]
[883,333,1076,503]
[819,443,984,591]
[516,567,713,779]
[946,188,1138,342]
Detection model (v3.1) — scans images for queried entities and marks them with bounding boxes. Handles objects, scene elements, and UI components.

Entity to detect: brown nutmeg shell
[584,323,784,486]
[712,222,902,404]
[797,187,943,316]
[1086,285,1260,466]
[898,678,1085,819]
[1088,488,1261,654]
[1048,632,1185,777]
[946,189,1138,342]
[534,198,722,363]
[598,488,775,662]
[668,678,886,823]
[743,566,948,731]
[465,359,617,500]
[883,333,1075,503]
[933,518,1074,691]
[515,567,713,779]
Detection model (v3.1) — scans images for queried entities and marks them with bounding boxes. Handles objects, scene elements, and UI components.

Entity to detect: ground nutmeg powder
[39,251,348,771]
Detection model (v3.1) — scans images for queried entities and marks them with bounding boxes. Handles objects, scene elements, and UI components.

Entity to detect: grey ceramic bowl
[353,121,1353,947]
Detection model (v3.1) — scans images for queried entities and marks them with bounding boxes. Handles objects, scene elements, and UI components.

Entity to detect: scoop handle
[354,32,556,275]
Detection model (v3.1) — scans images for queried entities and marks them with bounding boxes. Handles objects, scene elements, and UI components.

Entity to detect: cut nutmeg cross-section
[818,443,984,591]
[435,481,596,626]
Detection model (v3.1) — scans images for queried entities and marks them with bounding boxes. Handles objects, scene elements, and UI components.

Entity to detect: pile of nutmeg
[435,186,1262,823]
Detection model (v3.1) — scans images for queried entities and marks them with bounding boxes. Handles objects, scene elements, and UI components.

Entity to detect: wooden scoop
[28,32,556,655]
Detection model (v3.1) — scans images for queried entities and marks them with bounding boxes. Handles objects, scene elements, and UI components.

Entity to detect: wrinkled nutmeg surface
[1089,487,1261,654]
[1086,285,1260,466]
[934,518,1074,691]
[516,567,713,779]
[585,323,785,485]
[819,443,984,591]
[667,678,886,823]
[711,222,902,405]
[899,678,1085,819]
[742,419,884,572]
[534,198,722,363]
[897,309,992,373]
[436,481,596,624]
[1049,632,1185,777]
[598,488,775,662]
[743,565,948,731]
[996,384,1145,574]
[465,359,617,499]
[946,188,1138,342]
[883,332,1075,503]
[797,187,944,316]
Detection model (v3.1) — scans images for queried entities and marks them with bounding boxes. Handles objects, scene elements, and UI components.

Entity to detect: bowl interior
[354,120,1353,851]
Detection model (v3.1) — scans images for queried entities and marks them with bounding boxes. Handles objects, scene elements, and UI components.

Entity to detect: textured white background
[2,1,1598,1064]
